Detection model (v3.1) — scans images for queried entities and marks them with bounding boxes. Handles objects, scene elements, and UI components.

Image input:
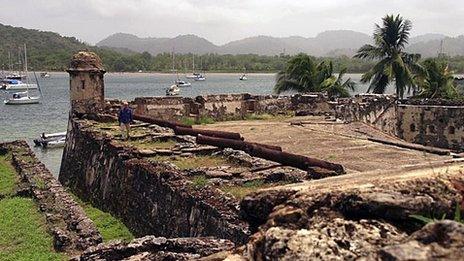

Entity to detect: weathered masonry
[132,93,464,151]
[59,51,464,260]
[0,141,102,255]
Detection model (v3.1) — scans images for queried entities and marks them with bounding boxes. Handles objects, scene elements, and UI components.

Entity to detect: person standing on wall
[118,101,133,140]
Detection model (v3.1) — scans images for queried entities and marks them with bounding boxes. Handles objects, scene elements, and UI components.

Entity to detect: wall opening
[449,126,456,135]
[428,125,436,134]
[410,123,416,132]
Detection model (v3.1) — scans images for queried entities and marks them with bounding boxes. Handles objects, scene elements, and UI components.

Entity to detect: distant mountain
[97,33,218,54]
[98,31,464,58]
[407,35,464,57]
[409,33,447,44]
[97,30,372,56]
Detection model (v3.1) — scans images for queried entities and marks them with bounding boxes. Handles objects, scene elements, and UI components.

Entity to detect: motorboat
[239,74,247,81]
[3,81,38,90]
[4,74,26,81]
[40,72,50,78]
[44,137,66,148]
[175,80,191,87]
[194,74,206,81]
[166,84,180,96]
[186,73,200,79]
[33,132,67,148]
[4,91,40,105]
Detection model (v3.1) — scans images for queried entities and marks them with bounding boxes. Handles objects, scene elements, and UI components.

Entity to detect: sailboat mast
[24,44,27,75]
[8,51,11,72]
[193,54,195,74]
[24,44,30,96]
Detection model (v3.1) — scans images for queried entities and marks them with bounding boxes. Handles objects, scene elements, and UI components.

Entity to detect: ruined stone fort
[2,51,464,260]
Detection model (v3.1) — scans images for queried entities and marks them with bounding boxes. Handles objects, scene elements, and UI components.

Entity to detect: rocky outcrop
[74,236,235,260]
[0,141,102,254]
[378,220,464,260]
[220,163,464,259]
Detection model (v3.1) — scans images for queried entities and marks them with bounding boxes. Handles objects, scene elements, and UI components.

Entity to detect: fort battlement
[57,52,464,259]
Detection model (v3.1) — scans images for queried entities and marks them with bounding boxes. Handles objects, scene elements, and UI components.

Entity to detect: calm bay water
[0,72,374,176]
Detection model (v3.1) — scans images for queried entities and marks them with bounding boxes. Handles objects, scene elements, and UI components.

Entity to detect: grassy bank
[0,154,66,260]
[0,155,17,197]
[72,196,133,242]
[0,197,66,261]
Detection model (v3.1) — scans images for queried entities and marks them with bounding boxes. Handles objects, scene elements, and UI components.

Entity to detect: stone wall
[335,94,398,136]
[0,141,102,254]
[397,103,464,151]
[335,95,464,151]
[132,93,294,121]
[59,118,249,244]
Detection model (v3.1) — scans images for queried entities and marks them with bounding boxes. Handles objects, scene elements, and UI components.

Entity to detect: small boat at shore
[33,131,67,148]
[40,72,50,78]
[239,74,247,81]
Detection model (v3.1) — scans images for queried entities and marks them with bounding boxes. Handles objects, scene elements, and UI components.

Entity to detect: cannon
[196,134,344,174]
[175,126,243,140]
[133,114,192,129]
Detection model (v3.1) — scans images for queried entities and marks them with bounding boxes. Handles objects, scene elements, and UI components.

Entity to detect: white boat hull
[5,83,38,90]
[4,96,40,105]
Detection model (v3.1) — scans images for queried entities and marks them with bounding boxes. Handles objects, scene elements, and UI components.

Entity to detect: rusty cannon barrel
[176,126,243,140]
[197,134,344,173]
[197,134,249,150]
[196,134,282,152]
[133,114,192,129]
[249,145,345,174]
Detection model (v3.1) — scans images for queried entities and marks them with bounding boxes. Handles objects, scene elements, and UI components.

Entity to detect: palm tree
[274,54,355,98]
[321,68,356,99]
[274,54,319,94]
[354,14,424,98]
[415,59,460,99]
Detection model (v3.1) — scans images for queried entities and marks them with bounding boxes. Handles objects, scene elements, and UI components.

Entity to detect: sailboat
[194,56,206,81]
[185,54,200,79]
[173,52,191,87]
[239,68,247,81]
[4,44,42,105]
[1,50,37,90]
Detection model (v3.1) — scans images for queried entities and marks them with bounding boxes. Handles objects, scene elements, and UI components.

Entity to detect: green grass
[191,175,208,188]
[220,180,290,199]
[0,154,17,197]
[0,197,66,261]
[74,197,134,242]
[124,139,177,150]
[152,155,231,170]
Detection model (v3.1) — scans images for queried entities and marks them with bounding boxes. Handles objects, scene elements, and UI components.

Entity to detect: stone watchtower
[67,51,105,114]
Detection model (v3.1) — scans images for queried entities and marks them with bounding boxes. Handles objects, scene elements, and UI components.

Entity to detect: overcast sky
[0,0,463,45]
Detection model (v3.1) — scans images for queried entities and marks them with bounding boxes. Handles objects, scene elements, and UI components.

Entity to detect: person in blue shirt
[118,101,133,140]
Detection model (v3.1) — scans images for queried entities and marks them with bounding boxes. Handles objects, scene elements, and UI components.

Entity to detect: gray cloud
[0,0,462,45]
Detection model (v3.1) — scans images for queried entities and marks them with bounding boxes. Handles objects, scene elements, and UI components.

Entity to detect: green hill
[0,23,89,70]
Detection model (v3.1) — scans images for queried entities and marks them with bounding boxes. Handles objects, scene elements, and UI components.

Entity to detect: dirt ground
[197,116,453,173]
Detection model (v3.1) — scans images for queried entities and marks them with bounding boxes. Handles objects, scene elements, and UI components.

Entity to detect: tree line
[3,47,464,75]
[275,14,463,100]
